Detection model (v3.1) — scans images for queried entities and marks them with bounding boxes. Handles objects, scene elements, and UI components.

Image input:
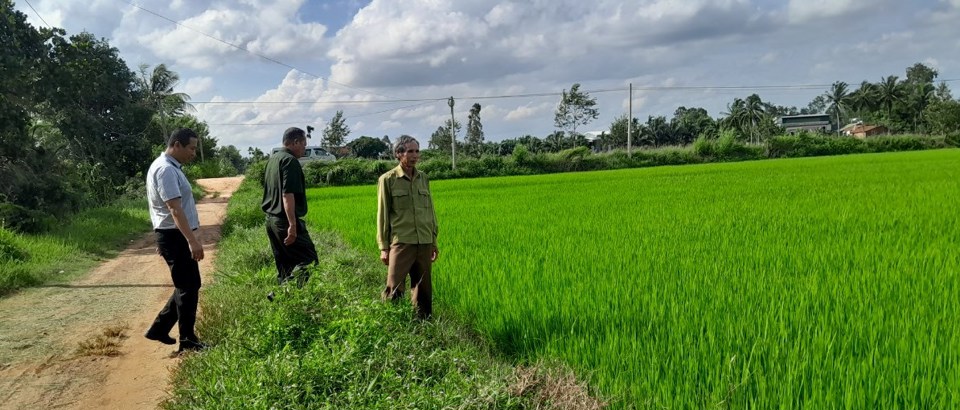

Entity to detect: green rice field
[304,149,960,408]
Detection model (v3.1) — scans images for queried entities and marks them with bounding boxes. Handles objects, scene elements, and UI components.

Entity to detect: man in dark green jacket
[377,135,439,319]
[262,127,318,289]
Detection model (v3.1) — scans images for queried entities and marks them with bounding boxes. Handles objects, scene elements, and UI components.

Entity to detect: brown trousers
[382,243,433,319]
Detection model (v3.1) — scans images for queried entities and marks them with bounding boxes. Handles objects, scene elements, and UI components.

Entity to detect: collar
[394,164,417,180]
[163,153,182,169]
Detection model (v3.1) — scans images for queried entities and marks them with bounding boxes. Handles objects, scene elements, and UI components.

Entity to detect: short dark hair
[283,127,308,146]
[167,128,198,147]
[393,135,419,157]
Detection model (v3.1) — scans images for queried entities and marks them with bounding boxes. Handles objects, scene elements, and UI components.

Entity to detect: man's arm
[164,197,204,261]
[377,178,391,265]
[282,193,297,246]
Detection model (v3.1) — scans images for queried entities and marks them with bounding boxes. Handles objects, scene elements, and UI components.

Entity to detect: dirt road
[0,176,243,410]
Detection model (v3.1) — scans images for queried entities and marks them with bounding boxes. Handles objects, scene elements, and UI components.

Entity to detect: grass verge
[166,178,605,409]
[0,198,151,296]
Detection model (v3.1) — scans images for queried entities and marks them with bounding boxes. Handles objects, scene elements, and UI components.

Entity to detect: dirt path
[0,176,243,410]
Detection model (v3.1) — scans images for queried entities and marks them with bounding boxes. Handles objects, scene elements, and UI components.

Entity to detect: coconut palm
[877,75,905,121]
[138,64,193,138]
[824,81,851,135]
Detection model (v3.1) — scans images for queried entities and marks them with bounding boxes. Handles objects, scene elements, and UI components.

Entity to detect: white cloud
[787,0,876,24]
[379,120,402,130]
[505,103,550,121]
[130,2,328,70]
[182,77,214,96]
[759,52,779,64]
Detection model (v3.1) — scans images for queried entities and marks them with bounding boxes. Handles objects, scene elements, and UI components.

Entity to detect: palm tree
[138,64,193,138]
[850,81,877,118]
[722,98,749,141]
[824,81,851,136]
[909,82,936,133]
[744,94,766,143]
[877,75,905,121]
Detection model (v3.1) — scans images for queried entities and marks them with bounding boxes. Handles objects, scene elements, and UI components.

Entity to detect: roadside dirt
[0,176,243,410]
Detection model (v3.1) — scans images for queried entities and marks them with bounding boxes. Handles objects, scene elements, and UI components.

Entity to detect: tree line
[1,1,245,232]
[413,63,960,158]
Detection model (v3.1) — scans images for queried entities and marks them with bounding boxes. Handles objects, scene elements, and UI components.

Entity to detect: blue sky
[14,0,960,153]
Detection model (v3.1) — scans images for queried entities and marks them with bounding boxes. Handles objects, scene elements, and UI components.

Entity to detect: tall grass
[168,178,602,409]
[305,149,960,408]
[0,198,150,295]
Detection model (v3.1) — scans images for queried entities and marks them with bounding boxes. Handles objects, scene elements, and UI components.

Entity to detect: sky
[13,0,960,153]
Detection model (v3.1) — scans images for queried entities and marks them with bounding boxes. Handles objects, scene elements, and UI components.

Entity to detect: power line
[24,0,50,27]
[117,0,395,100]
[192,78,960,107]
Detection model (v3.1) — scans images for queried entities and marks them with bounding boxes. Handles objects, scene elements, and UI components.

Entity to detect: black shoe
[144,330,176,345]
[266,291,275,302]
[178,338,208,353]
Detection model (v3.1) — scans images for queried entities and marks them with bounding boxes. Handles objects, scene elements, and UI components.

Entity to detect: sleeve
[427,178,438,243]
[376,176,392,250]
[155,167,182,202]
[281,157,305,194]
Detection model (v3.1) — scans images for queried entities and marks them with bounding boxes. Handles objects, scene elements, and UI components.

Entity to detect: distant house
[777,114,833,134]
[848,124,888,139]
[583,130,608,152]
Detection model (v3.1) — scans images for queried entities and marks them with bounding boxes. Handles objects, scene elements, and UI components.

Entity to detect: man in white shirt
[144,128,206,352]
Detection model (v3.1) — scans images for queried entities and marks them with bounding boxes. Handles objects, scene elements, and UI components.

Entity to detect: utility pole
[448,96,456,170]
[627,82,633,155]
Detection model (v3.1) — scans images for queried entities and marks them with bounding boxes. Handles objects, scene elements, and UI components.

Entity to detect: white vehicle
[272,146,337,163]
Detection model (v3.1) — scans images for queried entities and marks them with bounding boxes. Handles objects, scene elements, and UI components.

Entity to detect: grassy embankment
[0,184,205,296]
[166,177,603,409]
[0,199,150,295]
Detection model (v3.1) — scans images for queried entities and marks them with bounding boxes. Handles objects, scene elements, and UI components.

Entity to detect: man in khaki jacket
[377,135,438,319]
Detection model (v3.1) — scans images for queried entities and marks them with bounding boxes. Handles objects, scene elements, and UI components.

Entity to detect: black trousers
[266,216,318,286]
[148,229,201,341]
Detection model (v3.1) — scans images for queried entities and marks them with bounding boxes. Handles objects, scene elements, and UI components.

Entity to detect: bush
[0,228,29,262]
[0,202,55,234]
[244,159,267,186]
[692,136,715,158]
[946,132,960,147]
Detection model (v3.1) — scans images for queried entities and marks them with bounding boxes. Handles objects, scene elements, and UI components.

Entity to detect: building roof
[851,124,885,134]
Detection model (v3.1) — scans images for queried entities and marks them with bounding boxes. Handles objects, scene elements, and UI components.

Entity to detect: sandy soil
[0,176,244,410]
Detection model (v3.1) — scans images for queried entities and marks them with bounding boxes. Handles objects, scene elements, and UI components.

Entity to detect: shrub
[244,159,267,186]
[0,202,55,234]
[0,228,29,262]
[692,136,715,158]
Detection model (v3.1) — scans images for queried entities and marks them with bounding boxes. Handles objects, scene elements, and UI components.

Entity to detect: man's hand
[284,225,297,246]
[431,247,439,262]
[188,239,205,261]
[380,250,389,265]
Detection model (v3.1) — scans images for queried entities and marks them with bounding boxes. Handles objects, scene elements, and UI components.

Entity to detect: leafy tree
[608,114,641,150]
[247,147,267,163]
[322,110,350,149]
[825,81,851,135]
[217,145,245,173]
[428,118,461,155]
[554,83,599,139]
[925,100,960,135]
[905,62,938,86]
[347,136,388,159]
[167,114,216,161]
[671,106,717,143]
[645,115,675,146]
[805,95,827,114]
[934,81,953,102]
[466,103,484,157]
